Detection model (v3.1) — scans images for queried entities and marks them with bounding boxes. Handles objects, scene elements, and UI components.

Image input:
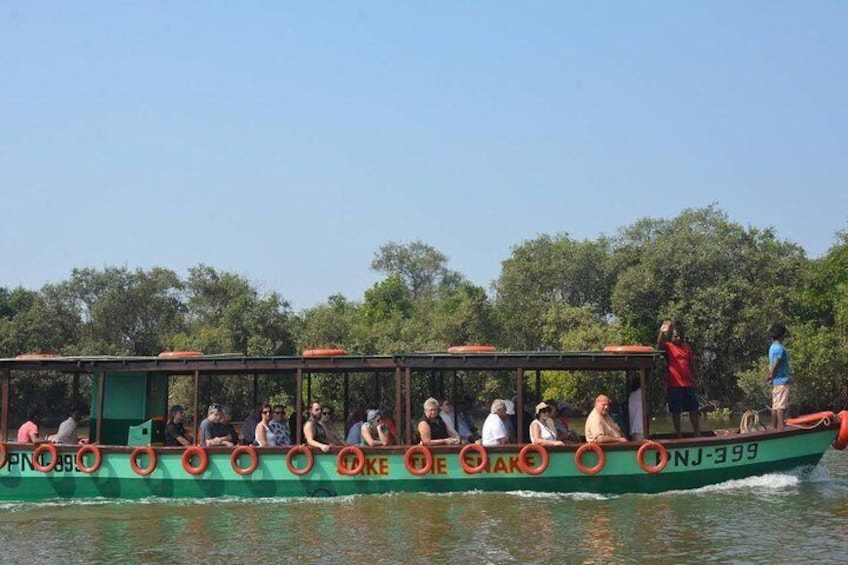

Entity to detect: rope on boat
[785,411,836,430]
[739,410,766,433]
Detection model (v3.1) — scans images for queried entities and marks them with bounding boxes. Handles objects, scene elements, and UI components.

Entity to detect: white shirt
[629,389,644,436]
[439,412,459,438]
[54,416,78,444]
[481,413,507,446]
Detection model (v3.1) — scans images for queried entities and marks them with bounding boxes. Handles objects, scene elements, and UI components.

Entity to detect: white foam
[504,489,612,501]
[682,472,800,495]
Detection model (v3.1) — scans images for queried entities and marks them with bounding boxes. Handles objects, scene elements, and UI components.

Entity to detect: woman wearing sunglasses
[254,404,277,447]
[320,405,345,446]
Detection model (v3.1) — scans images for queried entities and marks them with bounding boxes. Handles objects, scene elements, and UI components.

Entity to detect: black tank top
[420,417,448,440]
[308,418,327,443]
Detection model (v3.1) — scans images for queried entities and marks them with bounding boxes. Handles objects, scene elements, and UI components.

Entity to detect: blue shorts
[667,386,699,414]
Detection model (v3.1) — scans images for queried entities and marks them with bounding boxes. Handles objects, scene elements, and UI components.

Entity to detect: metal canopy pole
[535,370,542,404]
[516,368,525,444]
[72,374,80,410]
[296,368,303,444]
[95,371,106,444]
[343,371,350,430]
[1,369,9,441]
[641,367,650,438]
[394,367,401,444]
[405,367,412,445]
[192,370,200,443]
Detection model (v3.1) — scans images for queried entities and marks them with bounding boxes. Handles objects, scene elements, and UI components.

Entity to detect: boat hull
[0,426,838,501]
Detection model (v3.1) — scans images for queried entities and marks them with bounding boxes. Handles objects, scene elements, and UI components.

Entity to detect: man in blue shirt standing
[767,323,793,430]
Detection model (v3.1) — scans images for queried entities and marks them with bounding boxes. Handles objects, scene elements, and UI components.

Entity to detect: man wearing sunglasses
[269,404,291,446]
[304,401,331,452]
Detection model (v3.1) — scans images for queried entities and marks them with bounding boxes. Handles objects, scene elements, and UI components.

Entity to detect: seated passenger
[346,404,366,437]
[217,405,238,445]
[199,404,234,447]
[254,404,276,447]
[585,395,627,444]
[628,379,645,441]
[418,397,460,446]
[304,401,331,452]
[16,410,43,444]
[456,396,480,443]
[53,406,82,445]
[550,400,579,442]
[165,404,193,446]
[530,402,565,446]
[269,404,291,446]
[320,405,346,445]
[440,398,474,444]
[240,403,263,446]
[360,409,391,446]
[380,409,398,444]
[438,399,461,440]
[346,411,365,445]
[503,400,516,443]
[481,399,508,447]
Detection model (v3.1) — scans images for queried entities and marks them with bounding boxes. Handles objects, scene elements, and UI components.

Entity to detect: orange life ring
[447,345,496,354]
[130,446,158,476]
[574,443,606,474]
[182,446,209,475]
[786,411,837,427]
[459,443,488,474]
[302,348,348,357]
[603,345,655,354]
[76,444,103,473]
[336,445,366,476]
[0,443,6,469]
[158,351,203,358]
[517,443,549,475]
[285,445,315,475]
[33,444,58,472]
[14,352,62,359]
[403,445,434,476]
[833,411,848,450]
[637,441,669,473]
[230,445,259,476]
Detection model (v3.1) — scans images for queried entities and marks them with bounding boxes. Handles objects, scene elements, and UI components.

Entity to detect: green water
[1,448,846,564]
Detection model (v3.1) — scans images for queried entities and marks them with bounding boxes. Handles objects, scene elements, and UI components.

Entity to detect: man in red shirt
[658,320,701,437]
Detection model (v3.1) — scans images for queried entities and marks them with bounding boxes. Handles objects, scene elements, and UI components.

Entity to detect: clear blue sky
[2,2,846,311]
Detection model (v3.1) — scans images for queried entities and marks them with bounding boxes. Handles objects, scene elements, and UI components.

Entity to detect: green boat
[1,350,845,501]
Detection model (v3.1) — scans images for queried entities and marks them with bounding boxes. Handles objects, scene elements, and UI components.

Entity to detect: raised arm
[376,423,391,446]
[361,423,378,446]
[657,320,671,346]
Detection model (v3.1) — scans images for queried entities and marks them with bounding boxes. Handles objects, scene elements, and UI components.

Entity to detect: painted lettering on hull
[669,443,760,468]
[362,457,389,476]
[461,455,524,475]
[5,452,82,473]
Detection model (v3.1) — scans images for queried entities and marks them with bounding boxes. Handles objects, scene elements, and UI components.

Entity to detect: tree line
[2,205,847,424]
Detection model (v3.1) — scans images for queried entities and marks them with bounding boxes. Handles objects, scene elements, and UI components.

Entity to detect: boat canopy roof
[0,350,659,375]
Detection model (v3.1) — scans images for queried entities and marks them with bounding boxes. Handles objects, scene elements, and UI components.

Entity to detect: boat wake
[687,471,801,495]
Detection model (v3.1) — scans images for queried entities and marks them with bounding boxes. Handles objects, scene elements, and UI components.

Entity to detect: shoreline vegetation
[2,206,847,427]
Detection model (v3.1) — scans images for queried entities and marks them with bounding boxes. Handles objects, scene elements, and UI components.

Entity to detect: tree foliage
[495,234,612,350]
[3,207,847,426]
